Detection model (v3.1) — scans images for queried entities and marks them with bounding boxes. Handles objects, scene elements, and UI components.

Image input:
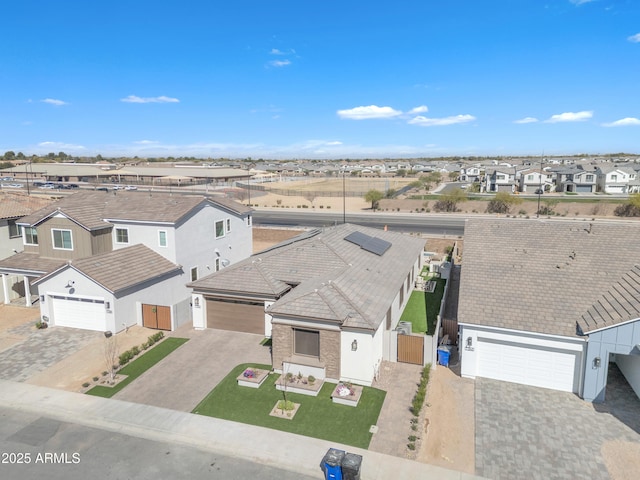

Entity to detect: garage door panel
[477,338,579,393]
[206,299,264,335]
[51,295,106,331]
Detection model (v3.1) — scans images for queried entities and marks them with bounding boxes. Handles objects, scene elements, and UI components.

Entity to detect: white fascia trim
[103,218,174,226]
[459,322,587,344]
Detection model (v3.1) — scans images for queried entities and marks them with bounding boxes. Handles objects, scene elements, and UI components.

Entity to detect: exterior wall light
[465,336,474,351]
[351,339,358,351]
[593,357,601,369]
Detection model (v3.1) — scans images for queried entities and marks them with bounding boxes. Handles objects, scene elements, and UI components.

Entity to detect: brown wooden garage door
[206,298,264,334]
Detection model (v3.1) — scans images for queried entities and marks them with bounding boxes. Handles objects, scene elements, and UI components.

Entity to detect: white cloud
[337,105,402,120]
[36,141,86,150]
[326,141,343,146]
[120,95,180,104]
[602,117,640,127]
[408,114,476,127]
[268,59,291,67]
[133,140,159,145]
[569,0,596,5]
[514,117,539,124]
[628,33,640,43]
[544,111,593,123]
[269,48,295,55]
[41,98,68,106]
[408,105,429,114]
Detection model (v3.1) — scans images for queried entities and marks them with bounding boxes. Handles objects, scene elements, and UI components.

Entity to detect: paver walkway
[0,323,101,382]
[475,365,640,480]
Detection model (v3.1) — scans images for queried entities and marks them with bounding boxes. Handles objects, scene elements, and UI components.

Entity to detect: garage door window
[294,329,320,358]
[52,229,73,250]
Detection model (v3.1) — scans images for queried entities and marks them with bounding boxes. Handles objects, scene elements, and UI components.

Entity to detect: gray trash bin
[341,452,362,480]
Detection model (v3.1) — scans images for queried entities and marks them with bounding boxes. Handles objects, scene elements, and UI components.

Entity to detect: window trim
[24,226,38,246]
[8,219,21,239]
[293,328,320,358]
[158,230,168,247]
[215,220,225,239]
[115,227,129,244]
[52,229,73,250]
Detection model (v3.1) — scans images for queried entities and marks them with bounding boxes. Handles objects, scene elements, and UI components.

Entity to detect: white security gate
[477,338,580,393]
[50,294,107,331]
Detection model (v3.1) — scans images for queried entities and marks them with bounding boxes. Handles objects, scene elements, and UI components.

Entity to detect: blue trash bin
[437,347,450,366]
[322,448,345,480]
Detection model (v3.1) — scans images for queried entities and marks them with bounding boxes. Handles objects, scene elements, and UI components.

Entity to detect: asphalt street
[0,407,318,480]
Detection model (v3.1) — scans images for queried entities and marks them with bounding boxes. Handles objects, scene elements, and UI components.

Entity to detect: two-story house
[596,165,637,193]
[486,167,517,193]
[0,191,252,333]
[553,166,597,193]
[519,168,555,193]
[0,192,54,304]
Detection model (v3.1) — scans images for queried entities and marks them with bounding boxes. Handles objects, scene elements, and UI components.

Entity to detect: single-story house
[33,244,186,332]
[458,218,640,402]
[189,224,426,386]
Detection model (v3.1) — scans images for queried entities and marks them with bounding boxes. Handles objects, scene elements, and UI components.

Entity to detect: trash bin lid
[341,452,363,469]
[324,448,346,466]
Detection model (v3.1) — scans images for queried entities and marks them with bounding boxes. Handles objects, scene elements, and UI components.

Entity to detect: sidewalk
[0,380,485,480]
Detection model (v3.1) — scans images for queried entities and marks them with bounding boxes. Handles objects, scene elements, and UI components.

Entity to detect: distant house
[596,165,637,194]
[458,219,640,402]
[552,166,597,193]
[189,224,425,387]
[485,167,517,193]
[0,191,252,333]
[519,168,555,193]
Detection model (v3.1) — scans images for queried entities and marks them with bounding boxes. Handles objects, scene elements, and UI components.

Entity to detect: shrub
[614,203,640,217]
[308,375,316,384]
[82,382,90,388]
[277,400,295,411]
[119,351,133,365]
[407,443,416,451]
[130,345,140,356]
[93,376,99,382]
[408,435,417,442]
[410,364,431,416]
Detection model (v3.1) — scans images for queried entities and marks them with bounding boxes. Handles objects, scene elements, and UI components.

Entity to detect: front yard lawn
[86,337,189,398]
[192,363,386,449]
[400,278,446,335]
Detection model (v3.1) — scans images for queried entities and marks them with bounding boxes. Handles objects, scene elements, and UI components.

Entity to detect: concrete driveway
[113,325,272,412]
[475,365,640,480]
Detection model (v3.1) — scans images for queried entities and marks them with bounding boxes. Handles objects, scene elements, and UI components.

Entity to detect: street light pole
[342,170,346,224]
[536,154,544,218]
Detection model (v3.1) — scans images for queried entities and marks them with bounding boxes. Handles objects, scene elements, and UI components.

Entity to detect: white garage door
[477,338,579,393]
[51,295,106,331]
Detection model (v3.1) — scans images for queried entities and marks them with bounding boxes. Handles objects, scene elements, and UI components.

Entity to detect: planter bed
[331,383,363,407]
[237,368,269,388]
[275,376,324,397]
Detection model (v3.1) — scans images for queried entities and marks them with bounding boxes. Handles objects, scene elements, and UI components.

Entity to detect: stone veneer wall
[271,323,341,380]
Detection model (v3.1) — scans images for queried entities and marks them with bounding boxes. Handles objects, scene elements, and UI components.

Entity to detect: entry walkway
[0,380,486,480]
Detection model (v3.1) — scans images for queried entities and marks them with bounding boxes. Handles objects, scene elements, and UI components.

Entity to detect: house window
[215,220,225,238]
[115,228,129,244]
[527,174,534,181]
[215,258,220,271]
[52,229,73,250]
[8,220,21,238]
[399,285,404,306]
[586,174,594,182]
[226,218,231,233]
[158,230,167,247]
[294,329,320,358]
[190,266,198,282]
[386,307,392,330]
[611,174,618,182]
[246,215,252,227]
[24,227,38,245]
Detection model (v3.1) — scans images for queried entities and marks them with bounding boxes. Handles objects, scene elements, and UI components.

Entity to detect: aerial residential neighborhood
[3,2,640,479]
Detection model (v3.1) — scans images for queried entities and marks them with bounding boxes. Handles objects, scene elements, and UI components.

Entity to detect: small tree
[302,191,317,208]
[538,199,559,216]
[448,171,459,181]
[486,192,523,214]
[433,188,468,212]
[364,189,384,211]
[614,193,640,217]
[103,333,119,384]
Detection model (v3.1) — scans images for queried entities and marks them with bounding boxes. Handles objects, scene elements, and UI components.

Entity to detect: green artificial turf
[86,337,189,398]
[400,278,446,335]
[192,363,386,449]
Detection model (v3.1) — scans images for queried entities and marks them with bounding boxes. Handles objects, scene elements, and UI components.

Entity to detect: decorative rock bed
[236,368,269,388]
[331,382,363,407]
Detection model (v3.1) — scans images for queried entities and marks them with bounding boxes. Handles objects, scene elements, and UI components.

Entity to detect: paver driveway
[475,365,640,480]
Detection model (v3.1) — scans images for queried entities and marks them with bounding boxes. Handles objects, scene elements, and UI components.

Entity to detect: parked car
[95,187,109,192]
[39,184,56,189]
[534,188,544,194]
[0,176,14,181]
[124,185,138,190]
[112,185,125,190]
[6,183,24,188]
[67,183,79,189]
[33,181,46,187]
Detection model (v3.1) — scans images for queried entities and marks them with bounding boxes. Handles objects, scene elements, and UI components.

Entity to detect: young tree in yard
[103,333,119,384]
[448,171,459,181]
[486,192,523,214]
[364,189,384,210]
[433,188,468,212]
[302,191,317,208]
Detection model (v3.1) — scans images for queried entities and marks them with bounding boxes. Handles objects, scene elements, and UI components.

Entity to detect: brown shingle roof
[0,192,54,220]
[33,244,182,293]
[0,252,66,276]
[18,191,250,230]
[458,219,640,337]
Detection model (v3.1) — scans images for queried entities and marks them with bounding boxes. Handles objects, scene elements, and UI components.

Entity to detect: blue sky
[1,1,639,159]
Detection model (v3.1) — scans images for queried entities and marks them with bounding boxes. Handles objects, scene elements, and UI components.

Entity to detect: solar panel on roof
[344,231,372,247]
[362,237,392,256]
